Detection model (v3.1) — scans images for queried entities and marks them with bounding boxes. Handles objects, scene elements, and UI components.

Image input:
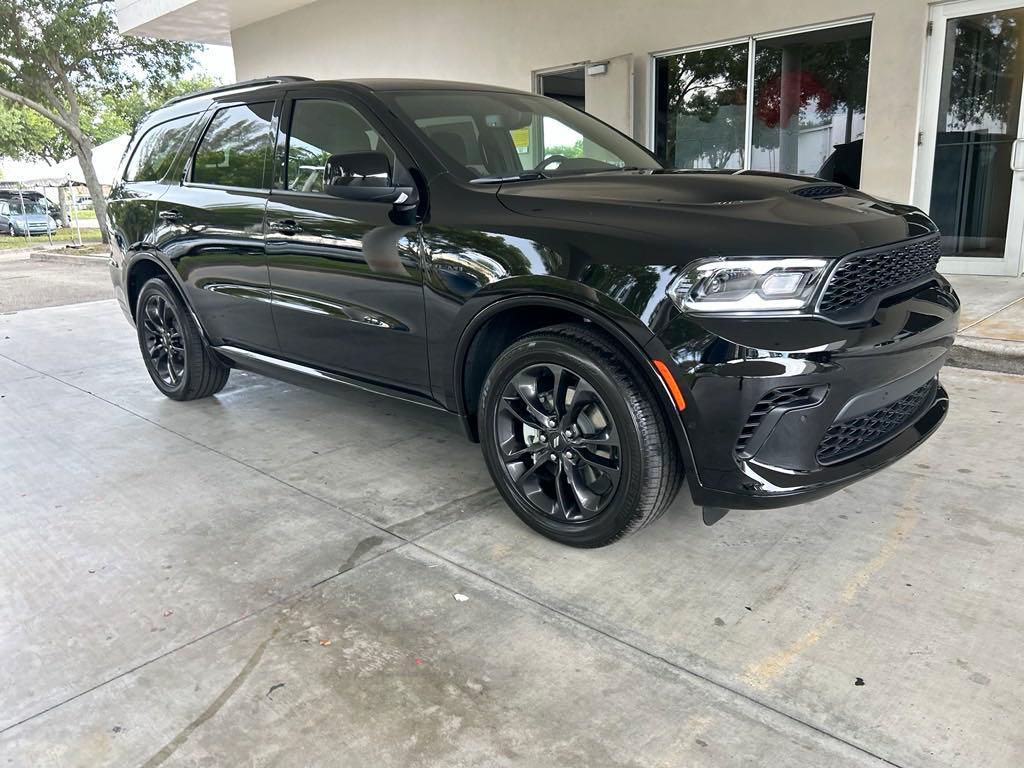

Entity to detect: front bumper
[13,224,57,235]
[648,274,959,510]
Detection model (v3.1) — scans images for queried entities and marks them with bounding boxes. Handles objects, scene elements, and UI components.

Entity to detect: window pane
[928,10,1024,258]
[750,22,871,184]
[285,99,395,193]
[654,43,749,169]
[124,115,198,183]
[193,102,274,188]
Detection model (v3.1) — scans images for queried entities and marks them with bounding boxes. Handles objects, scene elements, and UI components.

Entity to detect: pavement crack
[140,630,277,768]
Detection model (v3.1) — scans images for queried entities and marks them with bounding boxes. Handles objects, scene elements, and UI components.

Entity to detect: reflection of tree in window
[194,103,274,188]
[655,44,748,170]
[128,117,196,182]
[655,25,871,177]
[752,30,870,174]
[942,13,1022,132]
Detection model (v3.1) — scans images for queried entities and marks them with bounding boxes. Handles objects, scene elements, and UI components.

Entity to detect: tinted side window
[193,102,275,188]
[124,114,199,183]
[284,99,397,193]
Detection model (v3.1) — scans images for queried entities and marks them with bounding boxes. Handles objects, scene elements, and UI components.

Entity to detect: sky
[192,44,236,84]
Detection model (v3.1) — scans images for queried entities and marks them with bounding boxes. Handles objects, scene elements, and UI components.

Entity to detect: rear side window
[123,115,199,183]
[192,102,275,188]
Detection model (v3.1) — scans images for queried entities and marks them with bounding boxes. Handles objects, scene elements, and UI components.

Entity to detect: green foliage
[0,0,200,119]
[93,75,220,145]
[0,77,221,164]
[0,100,67,162]
[545,140,585,158]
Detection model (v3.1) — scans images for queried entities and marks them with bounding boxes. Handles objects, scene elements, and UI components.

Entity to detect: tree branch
[49,54,82,125]
[0,84,77,136]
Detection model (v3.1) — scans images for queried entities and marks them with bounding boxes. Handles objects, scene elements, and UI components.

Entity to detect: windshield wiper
[469,171,547,185]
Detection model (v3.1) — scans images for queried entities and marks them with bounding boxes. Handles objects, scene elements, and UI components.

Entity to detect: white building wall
[230,0,931,203]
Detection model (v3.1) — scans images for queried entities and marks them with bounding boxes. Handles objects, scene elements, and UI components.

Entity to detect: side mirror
[323,151,416,207]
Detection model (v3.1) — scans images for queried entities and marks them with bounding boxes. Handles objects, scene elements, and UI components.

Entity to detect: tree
[0,0,199,241]
[656,44,748,169]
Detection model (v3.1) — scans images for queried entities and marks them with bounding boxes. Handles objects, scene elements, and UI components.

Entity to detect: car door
[154,99,279,353]
[265,91,430,394]
[0,202,10,231]
[108,111,206,296]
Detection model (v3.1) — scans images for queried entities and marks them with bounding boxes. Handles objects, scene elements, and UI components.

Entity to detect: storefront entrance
[917,0,1024,276]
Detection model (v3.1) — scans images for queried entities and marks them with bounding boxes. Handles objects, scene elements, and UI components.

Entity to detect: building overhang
[116,0,316,45]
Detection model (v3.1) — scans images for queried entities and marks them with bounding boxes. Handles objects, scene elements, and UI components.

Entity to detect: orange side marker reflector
[653,359,686,411]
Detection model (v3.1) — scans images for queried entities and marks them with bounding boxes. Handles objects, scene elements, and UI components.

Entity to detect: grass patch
[0,229,104,250]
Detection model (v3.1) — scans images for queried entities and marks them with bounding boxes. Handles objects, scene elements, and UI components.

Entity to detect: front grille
[735,386,819,457]
[819,235,941,316]
[816,379,936,465]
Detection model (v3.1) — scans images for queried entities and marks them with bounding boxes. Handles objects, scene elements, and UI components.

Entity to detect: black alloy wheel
[495,363,621,522]
[135,276,230,401]
[141,293,186,388]
[480,323,683,547]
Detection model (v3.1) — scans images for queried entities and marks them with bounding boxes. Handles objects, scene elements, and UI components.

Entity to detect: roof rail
[161,76,314,107]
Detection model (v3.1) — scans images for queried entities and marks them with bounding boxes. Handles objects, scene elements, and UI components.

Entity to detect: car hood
[495,170,936,260]
[11,213,53,224]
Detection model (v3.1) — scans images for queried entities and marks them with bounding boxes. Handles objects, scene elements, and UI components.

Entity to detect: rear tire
[135,277,229,401]
[479,323,683,547]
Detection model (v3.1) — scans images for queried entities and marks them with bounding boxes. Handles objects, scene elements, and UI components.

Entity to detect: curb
[29,250,109,267]
[949,336,1024,376]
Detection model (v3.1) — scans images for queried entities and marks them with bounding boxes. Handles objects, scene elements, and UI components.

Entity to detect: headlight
[667,258,829,314]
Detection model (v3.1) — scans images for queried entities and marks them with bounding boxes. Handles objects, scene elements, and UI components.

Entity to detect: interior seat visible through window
[285,99,396,193]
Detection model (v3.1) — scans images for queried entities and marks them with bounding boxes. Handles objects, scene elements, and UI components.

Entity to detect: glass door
[916,1,1024,276]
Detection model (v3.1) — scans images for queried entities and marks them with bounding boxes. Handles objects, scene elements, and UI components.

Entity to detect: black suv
[108,77,959,547]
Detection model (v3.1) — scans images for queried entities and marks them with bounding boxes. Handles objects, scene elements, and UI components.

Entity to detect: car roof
[328,78,531,95]
[138,77,536,138]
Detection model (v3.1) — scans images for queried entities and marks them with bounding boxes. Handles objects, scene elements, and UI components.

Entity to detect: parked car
[107,77,959,547]
[0,190,60,220]
[0,199,59,236]
[818,138,863,189]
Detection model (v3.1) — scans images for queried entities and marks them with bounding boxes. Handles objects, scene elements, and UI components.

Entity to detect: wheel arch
[125,253,211,342]
[453,295,696,483]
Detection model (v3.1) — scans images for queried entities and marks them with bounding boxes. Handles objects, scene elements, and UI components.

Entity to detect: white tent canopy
[0,134,129,187]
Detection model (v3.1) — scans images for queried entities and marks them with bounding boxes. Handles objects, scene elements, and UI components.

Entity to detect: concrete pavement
[0,249,113,313]
[948,275,1024,374]
[1,299,1023,767]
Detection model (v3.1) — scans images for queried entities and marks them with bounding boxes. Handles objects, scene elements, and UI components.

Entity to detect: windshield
[381,89,661,181]
[9,201,48,215]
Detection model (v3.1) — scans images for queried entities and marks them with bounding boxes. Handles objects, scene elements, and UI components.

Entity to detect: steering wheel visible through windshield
[381,89,662,181]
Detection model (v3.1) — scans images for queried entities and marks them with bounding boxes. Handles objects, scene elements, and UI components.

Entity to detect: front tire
[135,277,229,401]
[479,324,683,547]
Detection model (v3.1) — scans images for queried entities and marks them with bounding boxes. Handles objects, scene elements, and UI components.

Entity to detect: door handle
[158,209,182,222]
[269,219,302,236]
[1012,139,1024,172]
